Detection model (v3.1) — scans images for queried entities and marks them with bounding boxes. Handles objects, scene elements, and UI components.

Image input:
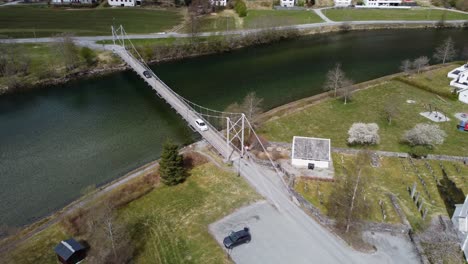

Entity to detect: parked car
[143,71,152,78]
[195,119,208,131]
[223,227,251,249]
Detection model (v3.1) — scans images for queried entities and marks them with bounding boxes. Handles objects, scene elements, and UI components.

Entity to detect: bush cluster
[234,0,247,17]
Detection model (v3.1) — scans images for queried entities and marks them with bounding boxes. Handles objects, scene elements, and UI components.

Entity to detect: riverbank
[1,144,260,264]
[259,62,468,156]
[1,21,467,95]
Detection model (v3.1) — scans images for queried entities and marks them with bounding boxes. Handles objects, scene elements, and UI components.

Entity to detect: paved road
[114,44,422,263]
[1,19,467,47]
[314,8,334,23]
[217,156,421,264]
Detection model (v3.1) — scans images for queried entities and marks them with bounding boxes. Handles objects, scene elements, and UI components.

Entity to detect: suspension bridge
[106,26,420,264]
[110,25,277,165]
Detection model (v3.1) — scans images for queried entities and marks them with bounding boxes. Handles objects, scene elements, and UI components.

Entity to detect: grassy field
[180,9,323,32]
[296,153,468,230]
[243,10,323,28]
[197,16,237,32]
[3,162,259,264]
[0,43,118,92]
[260,66,468,156]
[322,8,468,21]
[0,6,182,38]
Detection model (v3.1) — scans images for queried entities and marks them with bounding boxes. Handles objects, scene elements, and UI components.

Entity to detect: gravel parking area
[210,201,419,264]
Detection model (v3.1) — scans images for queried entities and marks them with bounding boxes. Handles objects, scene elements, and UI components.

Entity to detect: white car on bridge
[195,119,208,132]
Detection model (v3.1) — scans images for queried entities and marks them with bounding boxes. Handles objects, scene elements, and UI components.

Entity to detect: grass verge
[2,160,259,263]
[0,6,182,38]
[322,8,468,21]
[260,65,468,156]
[243,9,323,28]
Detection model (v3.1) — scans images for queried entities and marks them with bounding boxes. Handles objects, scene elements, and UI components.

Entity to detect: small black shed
[54,238,86,264]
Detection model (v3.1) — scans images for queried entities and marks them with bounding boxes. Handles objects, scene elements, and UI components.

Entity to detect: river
[1,28,467,227]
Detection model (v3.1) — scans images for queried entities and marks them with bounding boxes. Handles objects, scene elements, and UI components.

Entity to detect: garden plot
[420,111,450,122]
[454,112,468,122]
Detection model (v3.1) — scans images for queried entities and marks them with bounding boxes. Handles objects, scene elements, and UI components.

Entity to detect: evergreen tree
[159,140,186,186]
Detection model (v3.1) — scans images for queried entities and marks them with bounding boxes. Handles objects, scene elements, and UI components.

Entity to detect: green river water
[1,28,467,227]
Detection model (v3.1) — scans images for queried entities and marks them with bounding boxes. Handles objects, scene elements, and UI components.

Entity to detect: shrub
[347,123,380,145]
[409,145,431,158]
[403,123,447,146]
[80,47,97,67]
[234,0,247,17]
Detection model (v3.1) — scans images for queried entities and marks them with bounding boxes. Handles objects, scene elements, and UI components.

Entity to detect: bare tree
[338,78,354,105]
[400,59,412,75]
[0,44,31,77]
[327,151,371,233]
[413,56,430,74]
[348,123,380,145]
[86,204,133,263]
[188,13,200,42]
[382,99,399,125]
[54,34,80,73]
[403,123,447,146]
[323,63,347,98]
[462,45,468,60]
[241,92,264,121]
[433,37,457,64]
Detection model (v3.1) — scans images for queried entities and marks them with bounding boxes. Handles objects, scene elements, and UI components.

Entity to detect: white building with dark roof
[452,195,468,262]
[334,0,352,6]
[291,136,331,169]
[280,0,295,7]
[447,63,468,104]
[363,0,404,6]
[108,0,142,7]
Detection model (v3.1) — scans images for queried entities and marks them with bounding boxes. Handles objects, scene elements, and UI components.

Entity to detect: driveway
[210,201,420,264]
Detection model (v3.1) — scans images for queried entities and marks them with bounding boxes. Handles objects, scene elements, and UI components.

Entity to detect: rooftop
[54,238,85,261]
[292,136,330,161]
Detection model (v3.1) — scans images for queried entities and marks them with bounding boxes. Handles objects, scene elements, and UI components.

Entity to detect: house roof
[457,196,468,218]
[292,136,330,162]
[54,239,85,261]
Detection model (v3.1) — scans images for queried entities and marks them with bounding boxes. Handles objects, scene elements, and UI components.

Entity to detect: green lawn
[322,8,468,21]
[296,153,468,230]
[243,10,323,28]
[3,162,259,263]
[260,67,468,156]
[193,15,238,32]
[0,6,182,38]
[0,43,117,92]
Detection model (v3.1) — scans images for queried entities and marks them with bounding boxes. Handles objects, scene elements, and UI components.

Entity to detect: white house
[334,0,352,6]
[52,0,97,4]
[280,0,295,7]
[452,195,468,262]
[447,63,468,104]
[291,136,331,169]
[108,0,141,7]
[211,0,226,5]
[363,0,402,6]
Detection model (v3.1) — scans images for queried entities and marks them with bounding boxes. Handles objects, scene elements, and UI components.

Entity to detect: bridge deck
[112,45,232,158]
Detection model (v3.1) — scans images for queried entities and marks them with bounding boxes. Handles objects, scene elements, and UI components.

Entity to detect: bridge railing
[123,50,240,156]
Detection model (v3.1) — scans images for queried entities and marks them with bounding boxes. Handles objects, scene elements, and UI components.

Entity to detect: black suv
[223,227,251,249]
[143,71,152,78]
